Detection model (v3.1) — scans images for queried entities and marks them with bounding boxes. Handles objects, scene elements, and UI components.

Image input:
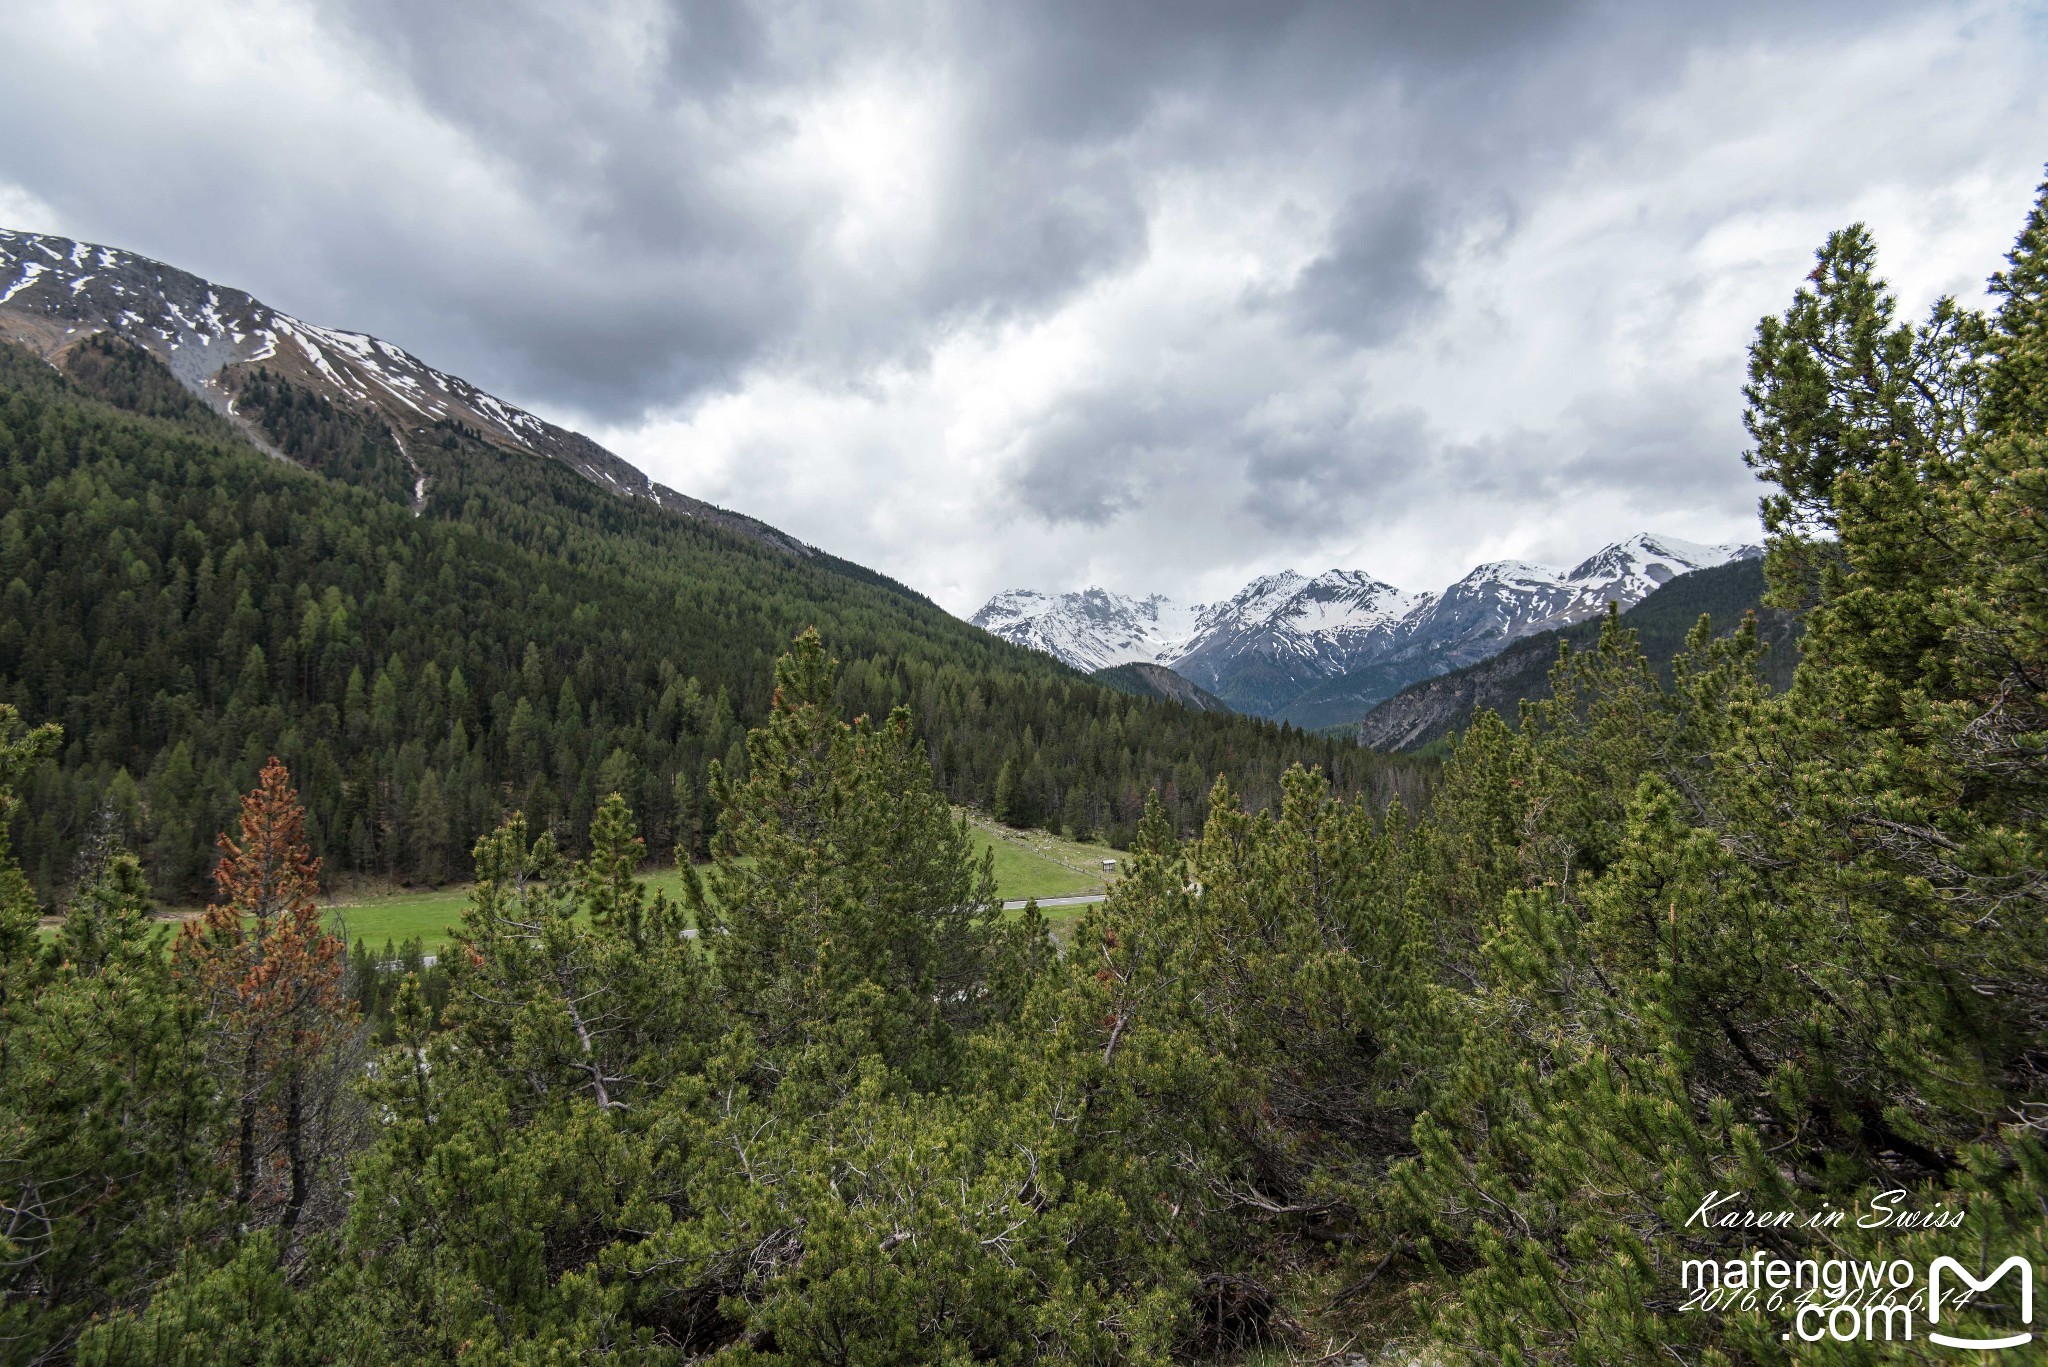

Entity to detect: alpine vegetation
[3,176,2046,1365]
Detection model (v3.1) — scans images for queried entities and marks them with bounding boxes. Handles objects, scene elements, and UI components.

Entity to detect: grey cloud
[292,0,1178,411]
[1554,382,1757,508]
[1290,185,1448,344]
[1240,409,1434,534]
[0,0,2008,614]
[1434,377,1756,513]
[1009,380,1436,544]
[6,0,1943,422]
[1007,392,1198,527]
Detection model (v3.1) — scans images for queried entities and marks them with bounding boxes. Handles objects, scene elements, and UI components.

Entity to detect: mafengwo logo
[1684,1251,2035,1347]
[1928,1256,2032,1351]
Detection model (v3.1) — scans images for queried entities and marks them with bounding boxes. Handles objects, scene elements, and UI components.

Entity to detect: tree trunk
[234,1036,258,1212]
[281,1060,308,1233]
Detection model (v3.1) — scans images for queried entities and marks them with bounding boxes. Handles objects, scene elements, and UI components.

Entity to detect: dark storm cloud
[288,0,1193,411]
[149,0,1637,417]
[1,0,1934,418]
[1290,185,1449,345]
[0,0,2019,610]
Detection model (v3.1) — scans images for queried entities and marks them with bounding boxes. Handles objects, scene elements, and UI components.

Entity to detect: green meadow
[320,820,1123,953]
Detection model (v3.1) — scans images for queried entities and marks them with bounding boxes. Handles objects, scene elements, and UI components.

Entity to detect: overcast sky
[3,1,2044,612]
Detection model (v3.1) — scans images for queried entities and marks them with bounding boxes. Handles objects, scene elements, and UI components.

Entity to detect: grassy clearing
[322,886,473,951]
[962,815,1127,901]
[315,823,1124,952]
[322,870,701,952]
[1034,901,1094,949]
[42,819,1130,955]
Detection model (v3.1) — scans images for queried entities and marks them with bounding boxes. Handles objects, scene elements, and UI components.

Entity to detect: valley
[319,817,1122,953]
[0,230,1421,910]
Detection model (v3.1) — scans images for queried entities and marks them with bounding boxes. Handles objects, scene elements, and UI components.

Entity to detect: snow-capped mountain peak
[1189,571,1308,635]
[968,587,1203,674]
[1564,532,1756,602]
[0,227,808,555]
[1455,560,1568,592]
[969,533,1760,719]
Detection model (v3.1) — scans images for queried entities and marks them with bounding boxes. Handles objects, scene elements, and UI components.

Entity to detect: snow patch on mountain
[0,227,811,558]
[970,588,1204,674]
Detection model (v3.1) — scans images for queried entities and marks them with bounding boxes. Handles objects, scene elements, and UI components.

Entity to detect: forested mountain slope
[0,228,814,558]
[0,339,1418,900]
[1087,662,1232,712]
[1355,557,1800,750]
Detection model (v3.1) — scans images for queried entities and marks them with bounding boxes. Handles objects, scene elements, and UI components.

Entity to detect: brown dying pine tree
[173,757,354,1234]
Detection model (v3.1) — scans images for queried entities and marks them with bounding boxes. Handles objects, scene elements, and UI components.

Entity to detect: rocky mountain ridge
[969,588,1204,674]
[1355,557,1799,751]
[0,228,807,556]
[1087,662,1234,713]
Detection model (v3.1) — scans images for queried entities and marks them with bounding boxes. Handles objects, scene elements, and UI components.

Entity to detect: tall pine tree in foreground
[173,759,358,1238]
[695,627,1038,1087]
[1375,185,2048,1363]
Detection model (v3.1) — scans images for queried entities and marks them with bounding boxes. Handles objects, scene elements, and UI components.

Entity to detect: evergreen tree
[172,760,357,1236]
[697,629,1032,1085]
[1373,195,2048,1362]
[1060,783,1093,841]
[992,754,1023,826]
[1,713,228,1362]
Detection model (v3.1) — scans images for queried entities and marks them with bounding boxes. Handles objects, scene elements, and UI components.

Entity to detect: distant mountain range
[1354,557,1798,751]
[971,533,1761,726]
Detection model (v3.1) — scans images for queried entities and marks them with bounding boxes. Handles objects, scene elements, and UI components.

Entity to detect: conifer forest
[3,54,2047,1367]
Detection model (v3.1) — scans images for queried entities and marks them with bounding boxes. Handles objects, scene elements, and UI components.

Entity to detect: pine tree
[1369,194,2048,1362]
[0,706,61,1003]
[305,800,714,1359]
[172,759,356,1235]
[697,630,1029,1085]
[1,717,229,1361]
[406,769,450,884]
[992,754,1023,826]
[1061,784,1093,841]
[670,767,703,861]
[57,840,155,975]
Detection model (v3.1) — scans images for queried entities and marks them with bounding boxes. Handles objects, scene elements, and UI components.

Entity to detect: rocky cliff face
[1087,662,1233,713]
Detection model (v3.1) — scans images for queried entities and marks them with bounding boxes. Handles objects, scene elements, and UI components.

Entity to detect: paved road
[1002,893,1107,911]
